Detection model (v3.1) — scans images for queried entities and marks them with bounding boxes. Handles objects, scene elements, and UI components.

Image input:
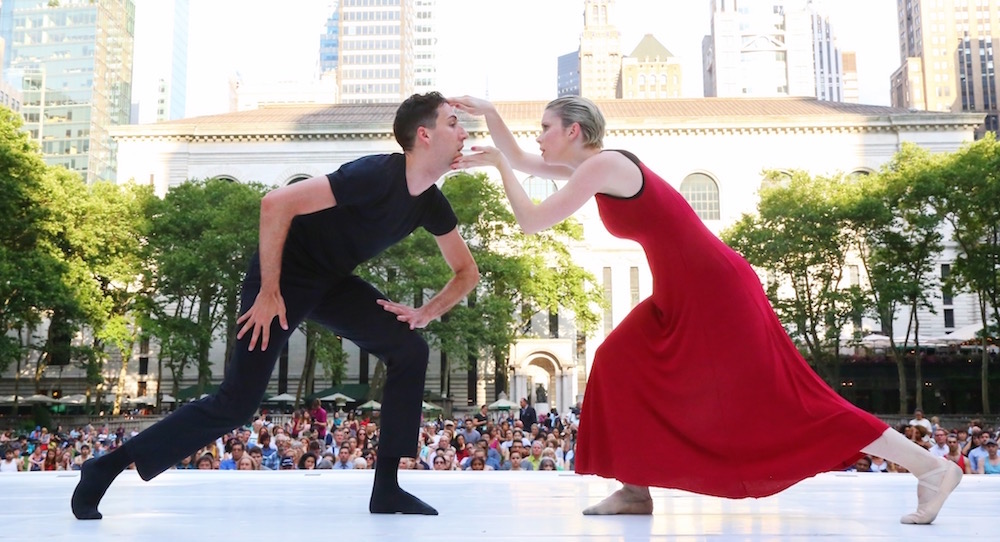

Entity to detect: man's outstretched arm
[377,228,479,329]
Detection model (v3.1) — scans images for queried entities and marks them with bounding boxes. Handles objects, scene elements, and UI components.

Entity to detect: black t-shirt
[284,154,458,276]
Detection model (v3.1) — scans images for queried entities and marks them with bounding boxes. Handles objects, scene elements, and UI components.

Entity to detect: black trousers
[127,256,428,480]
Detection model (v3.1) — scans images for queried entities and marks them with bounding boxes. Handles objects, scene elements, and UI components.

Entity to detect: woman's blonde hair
[544,96,606,149]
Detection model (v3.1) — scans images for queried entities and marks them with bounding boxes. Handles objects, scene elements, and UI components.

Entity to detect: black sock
[71,444,134,520]
[369,457,437,515]
[373,455,400,491]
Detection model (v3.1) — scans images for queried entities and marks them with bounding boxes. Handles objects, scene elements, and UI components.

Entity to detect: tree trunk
[296,326,317,407]
[370,359,387,401]
[981,300,991,414]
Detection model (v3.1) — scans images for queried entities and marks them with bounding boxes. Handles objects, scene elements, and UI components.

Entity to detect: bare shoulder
[577,150,642,198]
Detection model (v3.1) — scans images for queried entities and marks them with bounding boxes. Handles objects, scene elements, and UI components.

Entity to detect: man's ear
[416,125,431,146]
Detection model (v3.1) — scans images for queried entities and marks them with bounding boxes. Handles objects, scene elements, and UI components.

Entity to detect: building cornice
[110,98,985,143]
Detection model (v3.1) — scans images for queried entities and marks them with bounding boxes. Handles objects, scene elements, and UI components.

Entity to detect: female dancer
[449,95,961,524]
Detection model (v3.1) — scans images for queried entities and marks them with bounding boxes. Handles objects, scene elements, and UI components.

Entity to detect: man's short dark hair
[393,92,448,151]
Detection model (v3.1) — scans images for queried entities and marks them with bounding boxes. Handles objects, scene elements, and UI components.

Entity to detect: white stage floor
[4,470,998,541]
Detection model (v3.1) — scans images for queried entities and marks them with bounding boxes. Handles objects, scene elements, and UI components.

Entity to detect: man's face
[531,442,543,457]
[334,431,345,445]
[425,103,467,164]
[231,444,244,460]
[338,448,351,462]
[934,430,947,444]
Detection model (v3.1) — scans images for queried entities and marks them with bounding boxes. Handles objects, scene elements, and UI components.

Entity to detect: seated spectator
[332,447,353,469]
[196,454,215,470]
[978,439,1000,475]
[944,436,970,474]
[298,452,317,470]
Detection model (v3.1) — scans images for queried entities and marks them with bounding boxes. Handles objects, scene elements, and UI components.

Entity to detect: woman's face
[303,456,316,469]
[536,109,573,164]
[238,456,254,470]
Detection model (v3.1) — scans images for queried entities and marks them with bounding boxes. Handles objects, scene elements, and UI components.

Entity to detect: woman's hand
[452,145,508,171]
[448,95,495,116]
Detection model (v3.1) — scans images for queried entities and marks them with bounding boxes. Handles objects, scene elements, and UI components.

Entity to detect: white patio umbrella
[319,392,355,404]
[58,394,87,405]
[24,394,55,403]
[266,393,297,402]
[936,322,986,344]
[128,395,157,405]
[0,395,21,405]
[859,333,891,348]
[357,399,381,410]
[161,394,177,403]
[421,401,442,412]
[487,398,520,411]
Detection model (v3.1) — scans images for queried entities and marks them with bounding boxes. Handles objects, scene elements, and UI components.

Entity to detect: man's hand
[377,299,432,330]
[236,289,289,351]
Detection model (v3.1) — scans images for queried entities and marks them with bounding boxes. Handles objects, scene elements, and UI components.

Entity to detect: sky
[132,0,900,121]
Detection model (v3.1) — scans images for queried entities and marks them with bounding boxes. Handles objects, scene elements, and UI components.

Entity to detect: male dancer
[72,92,479,518]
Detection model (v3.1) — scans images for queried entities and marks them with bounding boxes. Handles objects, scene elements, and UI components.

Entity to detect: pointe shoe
[900,461,962,525]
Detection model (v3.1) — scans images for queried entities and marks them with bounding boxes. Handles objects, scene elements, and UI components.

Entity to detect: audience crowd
[2,402,998,477]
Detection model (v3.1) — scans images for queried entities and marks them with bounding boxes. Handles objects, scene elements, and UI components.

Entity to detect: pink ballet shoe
[900,461,962,525]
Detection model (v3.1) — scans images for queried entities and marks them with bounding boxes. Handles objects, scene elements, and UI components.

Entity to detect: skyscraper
[811,8,843,101]
[557,50,581,97]
[841,51,860,103]
[329,0,420,104]
[891,0,998,135]
[161,0,189,122]
[413,0,436,94]
[578,0,621,100]
[704,0,845,100]
[319,4,340,75]
[1,0,135,183]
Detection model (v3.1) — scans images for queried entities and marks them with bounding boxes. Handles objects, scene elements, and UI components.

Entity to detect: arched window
[211,175,238,183]
[680,173,720,221]
[638,74,646,86]
[522,176,557,201]
[287,175,311,185]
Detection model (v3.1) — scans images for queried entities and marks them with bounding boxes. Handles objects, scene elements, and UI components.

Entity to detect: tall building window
[522,176,558,201]
[941,264,953,305]
[680,173,721,220]
[944,308,955,329]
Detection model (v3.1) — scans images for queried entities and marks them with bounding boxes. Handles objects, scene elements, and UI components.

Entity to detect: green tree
[938,134,1000,414]
[847,145,945,413]
[723,171,864,385]
[0,107,65,412]
[356,171,602,402]
[145,179,266,396]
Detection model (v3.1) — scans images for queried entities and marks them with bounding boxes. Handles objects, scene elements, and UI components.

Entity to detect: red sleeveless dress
[573,151,887,498]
